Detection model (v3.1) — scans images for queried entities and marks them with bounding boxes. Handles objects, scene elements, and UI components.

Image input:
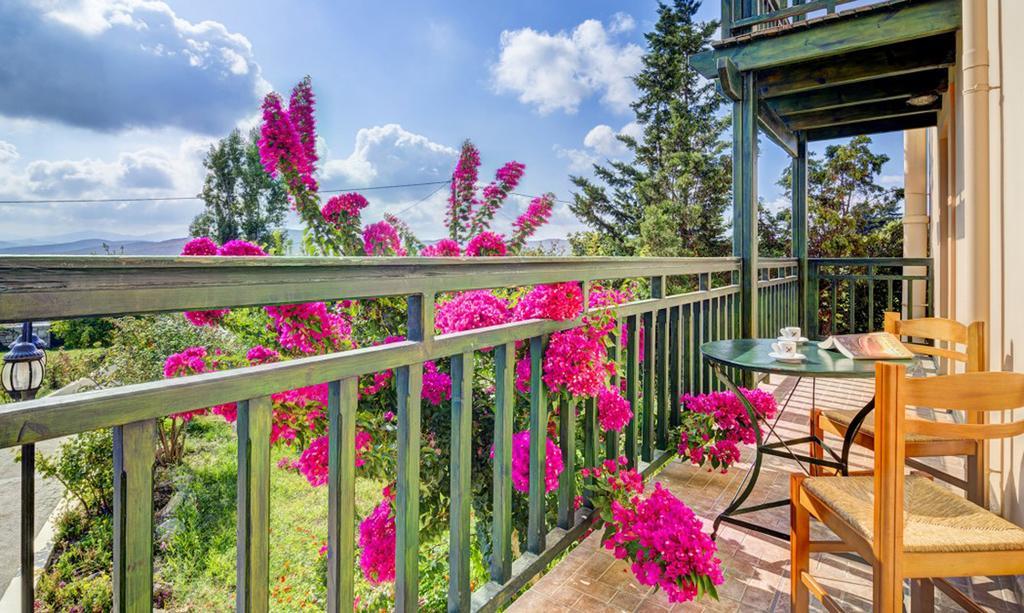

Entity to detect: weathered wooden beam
[769,69,949,116]
[755,34,956,98]
[0,256,741,323]
[786,98,942,130]
[717,57,743,101]
[758,102,798,157]
[236,398,271,613]
[113,420,155,613]
[805,112,938,141]
[731,0,856,30]
[690,0,960,77]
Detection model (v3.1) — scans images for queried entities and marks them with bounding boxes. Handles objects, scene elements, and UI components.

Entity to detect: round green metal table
[700,339,916,541]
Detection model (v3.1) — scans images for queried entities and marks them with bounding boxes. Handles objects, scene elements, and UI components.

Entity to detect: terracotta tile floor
[508,375,1023,612]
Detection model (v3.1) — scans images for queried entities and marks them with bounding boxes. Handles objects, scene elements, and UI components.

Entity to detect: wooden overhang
[691,0,960,144]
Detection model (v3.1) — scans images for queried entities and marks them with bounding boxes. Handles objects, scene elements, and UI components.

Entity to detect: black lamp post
[2,321,46,613]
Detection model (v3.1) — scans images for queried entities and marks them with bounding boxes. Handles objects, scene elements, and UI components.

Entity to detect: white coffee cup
[780,326,802,340]
[772,340,798,356]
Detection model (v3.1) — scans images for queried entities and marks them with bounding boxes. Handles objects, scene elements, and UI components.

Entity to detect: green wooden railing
[721,0,872,38]
[757,258,801,338]
[0,255,750,613]
[807,257,933,339]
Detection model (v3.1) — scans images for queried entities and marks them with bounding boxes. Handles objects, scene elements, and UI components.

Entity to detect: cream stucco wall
[935,0,1024,524]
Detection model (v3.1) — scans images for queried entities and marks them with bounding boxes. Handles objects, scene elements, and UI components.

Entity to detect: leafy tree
[569,0,731,257]
[758,204,791,258]
[778,135,903,257]
[190,128,290,246]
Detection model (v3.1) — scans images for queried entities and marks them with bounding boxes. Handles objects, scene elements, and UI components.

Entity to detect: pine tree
[190,128,289,246]
[569,0,731,257]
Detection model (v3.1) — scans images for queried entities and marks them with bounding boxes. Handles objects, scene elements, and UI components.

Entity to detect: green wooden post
[113,420,155,613]
[605,329,621,460]
[653,277,668,450]
[722,0,734,38]
[734,71,759,354]
[792,132,809,334]
[491,342,514,583]
[236,397,271,613]
[527,334,547,554]
[557,396,576,529]
[668,305,681,429]
[327,379,357,613]
[449,352,473,611]
[583,396,597,506]
[624,316,640,468]
[641,307,655,462]
[21,442,33,613]
[397,294,427,612]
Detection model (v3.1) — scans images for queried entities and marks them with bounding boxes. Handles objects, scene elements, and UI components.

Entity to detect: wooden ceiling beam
[786,98,942,130]
[805,112,938,142]
[769,69,949,116]
[756,34,956,98]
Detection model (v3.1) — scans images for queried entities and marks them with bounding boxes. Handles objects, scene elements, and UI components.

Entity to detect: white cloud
[0,0,267,134]
[609,12,636,34]
[322,124,457,188]
[0,141,19,164]
[490,17,643,115]
[556,121,641,173]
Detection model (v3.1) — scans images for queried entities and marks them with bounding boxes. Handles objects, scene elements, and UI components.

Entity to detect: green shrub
[36,508,113,613]
[36,430,114,516]
[42,349,105,392]
[50,318,115,349]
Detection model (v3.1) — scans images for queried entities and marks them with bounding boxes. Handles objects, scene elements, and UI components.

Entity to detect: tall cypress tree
[569,0,731,257]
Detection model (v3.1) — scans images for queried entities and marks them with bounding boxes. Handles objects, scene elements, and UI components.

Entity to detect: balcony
[0,254,952,611]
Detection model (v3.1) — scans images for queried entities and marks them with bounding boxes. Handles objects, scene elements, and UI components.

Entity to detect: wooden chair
[791,363,1024,612]
[809,312,988,505]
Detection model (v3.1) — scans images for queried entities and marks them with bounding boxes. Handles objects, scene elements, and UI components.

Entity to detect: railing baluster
[624,315,640,468]
[491,343,514,583]
[887,278,894,312]
[682,303,693,396]
[21,442,34,613]
[830,279,838,335]
[583,396,597,506]
[656,306,669,450]
[700,274,711,393]
[867,265,875,330]
[641,308,655,462]
[605,328,621,460]
[113,420,156,613]
[850,278,857,332]
[527,335,547,554]
[236,398,270,613]
[449,352,473,611]
[327,379,357,613]
[669,305,681,429]
[557,396,576,529]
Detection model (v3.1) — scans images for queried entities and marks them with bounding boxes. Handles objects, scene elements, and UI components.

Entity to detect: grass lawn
[159,419,390,611]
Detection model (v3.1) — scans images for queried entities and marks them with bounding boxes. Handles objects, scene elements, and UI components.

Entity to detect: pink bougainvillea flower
[465,231,508,257]
[510,430,563,493]
[447,141,480,241]
[421,361,452,405]
[419,238,461,257]
[265,302,352,355]
[162,347,236,422]
[434,290,511,335]
[513,282,583,321]
[677,388,776,473]
[296,430,372,487]
[542,327,613,397]
[515,353,532,394]
[508,194,554,252]
[362,221,407,256]
[597,387,633,432]
[246,345,281,365]
[359,487,397,585]
[181,237,218,256]
[217,239,267,256]
[321,192,368,226]
[288,76,317,170]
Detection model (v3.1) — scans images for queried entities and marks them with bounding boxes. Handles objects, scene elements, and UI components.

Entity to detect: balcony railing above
[721,0,889,40]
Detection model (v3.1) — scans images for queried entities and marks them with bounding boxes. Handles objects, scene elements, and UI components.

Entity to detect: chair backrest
[883,311,985,372]
[872,363,1024,556]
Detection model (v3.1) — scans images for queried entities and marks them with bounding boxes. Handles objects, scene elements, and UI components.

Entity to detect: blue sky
[0,0,904,244]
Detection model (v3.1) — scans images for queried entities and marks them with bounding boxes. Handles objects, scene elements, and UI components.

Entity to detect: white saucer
[769,352,806,363]
[777,336,809,344]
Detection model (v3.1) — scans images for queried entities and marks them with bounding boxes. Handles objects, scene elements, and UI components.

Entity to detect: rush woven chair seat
[801,475,1024,554]
[791,364,1024,612]
[810,312,987,504]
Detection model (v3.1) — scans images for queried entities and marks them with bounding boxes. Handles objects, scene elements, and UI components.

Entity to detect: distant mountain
[0,237,189,256]
[0,234,569,256]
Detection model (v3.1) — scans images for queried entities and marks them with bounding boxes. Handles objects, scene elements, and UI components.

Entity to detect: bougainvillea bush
[146,76,676,609]
[583,458,723,603]
[676,388,777,473]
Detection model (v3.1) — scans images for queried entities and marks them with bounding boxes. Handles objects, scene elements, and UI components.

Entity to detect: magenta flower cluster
[421,361,452,406]
[513,282,583,321]
[508,194,554,252]
[180,237,266,326]
[162,347,236,422]
[465,231,507,257]
[434,290,511,335]
[677,388,777,472]
[321,192,368,226]
[542,327,614,397]
[362,221,407,256]
[295,430,372,487]
[419,238,461,257]
[264,302,352,355]
[510,431,563,493]
[359,487,397,585]
[606,483,723,602]
[597,387,633,432]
